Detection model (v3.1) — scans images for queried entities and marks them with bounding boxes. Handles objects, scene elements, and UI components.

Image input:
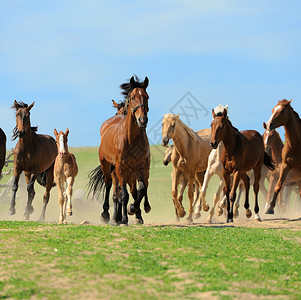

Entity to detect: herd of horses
[1,76,301,225]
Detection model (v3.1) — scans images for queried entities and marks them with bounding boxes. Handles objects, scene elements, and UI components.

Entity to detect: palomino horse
[265,99,301,214]
[9,101,57,220]
[210,108,274,223]
[161,114,211,223]
[54,129,78,224]
[88,76,150,225]
[0,128,6,179]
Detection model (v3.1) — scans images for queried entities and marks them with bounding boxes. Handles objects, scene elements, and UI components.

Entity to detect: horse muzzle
[210,141,218,149]
[163,159,169,166]
[162,137,170,147]
[137,116,148,128]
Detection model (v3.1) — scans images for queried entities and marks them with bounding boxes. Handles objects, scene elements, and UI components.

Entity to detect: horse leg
[186,178,195,224]
[120,185,129,225]
[23,173,37,220]
[227,171,241,223]
[66,177,74,217]
[233,181,244,218]
[8,172,21,215]
[240,173,251,219]
[177,173,187,211]
[100,162,112,223]
[223,171,231,222]
[206,178,224,223]
[39,165,55,222]
[195,171,209,213]
[171,167,185,219]
[252,165,262,221]
[265,176,276,212]
[266,163,291,214]
[56,179,65,224]
[129,180,146,224]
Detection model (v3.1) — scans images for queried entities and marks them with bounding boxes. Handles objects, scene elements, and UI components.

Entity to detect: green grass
[0,221,300,299]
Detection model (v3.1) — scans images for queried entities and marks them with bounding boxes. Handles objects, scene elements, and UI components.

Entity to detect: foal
[54,129,78,224]
[210,109,274,222]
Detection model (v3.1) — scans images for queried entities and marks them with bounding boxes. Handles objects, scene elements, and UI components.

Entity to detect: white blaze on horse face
[59,134,66,154]
[267,105,282,128]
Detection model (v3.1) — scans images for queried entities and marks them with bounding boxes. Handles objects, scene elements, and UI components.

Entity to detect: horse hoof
[67,211,72,216]
[203,204,210,212]
[227,218,233,223]
[186,216,193,224]
[127,203,136,215]
[8,208,16,215]
[144,205,151,214]
[265,208,274,215]
[109,219,118,226]
[233,210,239,218]
[134,218,144,225]
[100,212,110,223]
[205,218,212,224]
[178,209,186,218]
[38,218,45,223]
[193,212,201,219]
[22,214,30,221]
[119,223,128,227]
[255,217,262,222]
[58,220,63,224]
[246,209,252,218]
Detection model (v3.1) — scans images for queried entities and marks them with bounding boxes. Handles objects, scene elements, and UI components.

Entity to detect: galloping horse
[54,128,78,224]
[9,101,57,220]
[265,99,301,214]
[210,108,274,223]
[161,114,211,223]
[88,76,150,225]
[0,128,6,179]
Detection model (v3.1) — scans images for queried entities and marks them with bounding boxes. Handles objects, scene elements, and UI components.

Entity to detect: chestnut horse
[9,101,57,220]
[210,109,274,223]
[265,99,301,214]
[0,128,6,179]
[54,128,78,224]
[88,76,150,225]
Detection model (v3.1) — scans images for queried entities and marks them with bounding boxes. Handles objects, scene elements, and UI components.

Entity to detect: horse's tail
[264,152,275,171]
[37,166,56,187]
[87,165,106,201]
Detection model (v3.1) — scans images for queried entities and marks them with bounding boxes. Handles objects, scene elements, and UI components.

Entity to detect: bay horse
[54,128,78,224]
[161,114,211,223]
[9,101,57,220]
[265,99,301,214]
[210,108,274,223]
[0,128,6,180]
[88,76,150,225]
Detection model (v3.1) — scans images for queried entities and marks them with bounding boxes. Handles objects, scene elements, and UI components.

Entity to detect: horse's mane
[11,101,28,110]
[120,75,146,99]
[113,100,126,110]
[278,99,301,124]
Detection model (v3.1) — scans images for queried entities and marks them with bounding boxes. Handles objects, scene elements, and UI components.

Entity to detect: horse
[0,128,6,180]
[210,108,274,223]
[88,76,150,225]
[53,128,78,224]
[161,114,211,223]
[9,101,57,220]
[265,99,301,214]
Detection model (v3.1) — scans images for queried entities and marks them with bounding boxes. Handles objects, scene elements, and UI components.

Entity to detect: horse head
[12,100,35,138]
[266,99,292,131]
[161,114,179,147]
[124,76,149,128]
[163,145,174,166]
[210,108,228,149]
[54,128,69,158]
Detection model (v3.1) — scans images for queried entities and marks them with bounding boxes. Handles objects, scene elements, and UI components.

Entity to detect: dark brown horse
[88,76,150,225]
[9,101,57,220]
[210,109,274,223]
[265,99,301,214]
[0,128,6,179]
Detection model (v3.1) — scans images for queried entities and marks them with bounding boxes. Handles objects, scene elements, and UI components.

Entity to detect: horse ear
[112,100,118,108]
[143,77,149,89]
[53,129,58,137]
[130,76,136,88]
[175,114,180,118]
[13,100,19,109]
[263,122,267,129]
[65,128,69,136]
[212,109,216,118]
[27,102,35,111]
[223,108,227,117]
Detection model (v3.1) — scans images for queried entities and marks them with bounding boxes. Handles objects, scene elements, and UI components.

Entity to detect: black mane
[120,75,147,99]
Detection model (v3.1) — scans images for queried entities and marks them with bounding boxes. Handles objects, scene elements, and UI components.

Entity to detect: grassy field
[0,146,300,299]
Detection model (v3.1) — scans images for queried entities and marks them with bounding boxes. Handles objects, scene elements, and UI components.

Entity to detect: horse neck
[18,129,34,151]
[125,112,141,143]
[220,122,238,156]
[283,109,301,149]
[172,121,192,158]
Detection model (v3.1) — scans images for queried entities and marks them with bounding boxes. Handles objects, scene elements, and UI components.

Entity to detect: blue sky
[0,0,300,148]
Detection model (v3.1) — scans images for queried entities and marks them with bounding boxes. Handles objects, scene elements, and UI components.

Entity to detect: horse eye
[131,97,134,101]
